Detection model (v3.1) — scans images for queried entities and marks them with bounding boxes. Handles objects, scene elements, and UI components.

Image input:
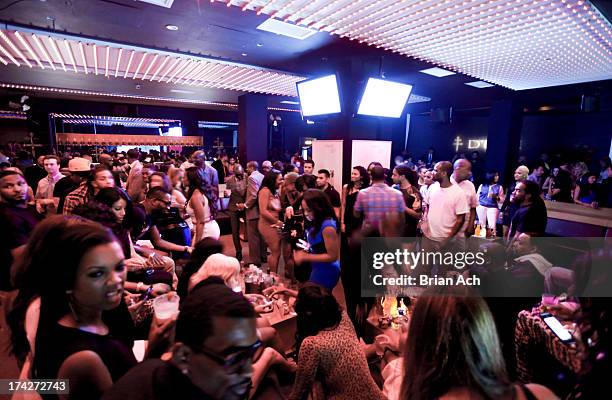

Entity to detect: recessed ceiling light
[256,43,263,47]
[165,24,179,31]
[256,18,317,40]
[465,81,495,88]
[241,53,247,56]
[419,67,456,78]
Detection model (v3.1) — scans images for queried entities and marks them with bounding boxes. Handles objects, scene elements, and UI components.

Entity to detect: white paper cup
[153,292,180,323]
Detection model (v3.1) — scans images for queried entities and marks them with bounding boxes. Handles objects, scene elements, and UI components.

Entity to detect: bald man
[451,158,478,237]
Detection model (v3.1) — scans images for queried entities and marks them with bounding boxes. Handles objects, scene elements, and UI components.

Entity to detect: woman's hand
[293,249,308,265]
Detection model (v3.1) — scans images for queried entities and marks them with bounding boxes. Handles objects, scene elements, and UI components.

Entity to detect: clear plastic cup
[153,292,180,323]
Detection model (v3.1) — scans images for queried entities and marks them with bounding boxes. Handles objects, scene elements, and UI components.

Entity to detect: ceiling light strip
[63,40,78,73]
[78,42,88,74]
[31,34,55,69]
[157,57,180,82]
[132,53,147,79]
[182,62,209,85]
[123,50,135,78]
[93,44,98,75]
[115,48,123,78]
[269,0,297,19]
[1,25,307,96]
[299,0,343,27]
[349,0,443,40]
[212,67,243,86]
[0,54,7,65]
[187,62,215,85]
[149,55,169,81]
[241,0,254,12]
[200,65,234,87]
[284,0,320,22]
[174,61,200,84]
[47,37,67,71]
[0,83,239,108]
[258,0,281,16]
[221,68,259,88]
[352,0,452,41]
[324,0,387,36]
[192,63,225,84]
[0,31,31,67]
[227,69,265,88]
[165,59,191,83]
[14,31,44,69]
[140,53,159,80]
[104,46,110,77]
[0,41,19,66]
[387,0,537,50]
[314,0,369,30]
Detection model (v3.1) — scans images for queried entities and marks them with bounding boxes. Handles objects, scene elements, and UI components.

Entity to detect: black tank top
[343,190,362,236]
[33,305,137,398]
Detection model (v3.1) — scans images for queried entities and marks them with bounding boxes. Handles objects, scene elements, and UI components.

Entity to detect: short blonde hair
[188,253,242,292]
[516,165,529,180]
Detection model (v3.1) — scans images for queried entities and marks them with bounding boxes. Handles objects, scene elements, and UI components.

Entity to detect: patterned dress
[289,312,387,400]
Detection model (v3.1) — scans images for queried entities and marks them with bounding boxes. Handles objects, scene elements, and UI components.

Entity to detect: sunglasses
[194,340,262,372]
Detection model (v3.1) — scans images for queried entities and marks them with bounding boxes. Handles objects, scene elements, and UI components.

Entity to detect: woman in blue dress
[293,189,340,291]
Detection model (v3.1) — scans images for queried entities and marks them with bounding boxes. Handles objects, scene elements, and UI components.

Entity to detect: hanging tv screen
[357,78,413,118]
[296,74,342,117]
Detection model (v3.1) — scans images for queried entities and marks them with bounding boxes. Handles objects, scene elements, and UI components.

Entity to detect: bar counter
[544,200,612,237]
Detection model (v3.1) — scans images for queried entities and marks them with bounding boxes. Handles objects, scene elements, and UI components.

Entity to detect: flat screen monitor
[297,74,342,117]
[357,78,413,118]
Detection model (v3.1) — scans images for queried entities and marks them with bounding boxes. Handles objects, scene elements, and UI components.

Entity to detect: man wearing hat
[63,164,115,214]
[53,157,91,215]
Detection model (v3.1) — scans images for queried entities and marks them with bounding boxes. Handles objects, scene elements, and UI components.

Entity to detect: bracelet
[184,246,189,252]
[137,282,144,292]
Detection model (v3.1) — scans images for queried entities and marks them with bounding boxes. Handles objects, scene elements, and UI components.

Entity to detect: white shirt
[424,182,469,241]
[451,176,478,237]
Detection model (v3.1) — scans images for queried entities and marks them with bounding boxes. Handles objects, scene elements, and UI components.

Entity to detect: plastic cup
[153,292,180,323]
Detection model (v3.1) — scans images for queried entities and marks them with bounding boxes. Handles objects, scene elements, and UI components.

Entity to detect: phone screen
[543,315,573,342]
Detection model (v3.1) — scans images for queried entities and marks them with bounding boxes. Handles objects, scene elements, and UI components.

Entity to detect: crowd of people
[0,144,609,400]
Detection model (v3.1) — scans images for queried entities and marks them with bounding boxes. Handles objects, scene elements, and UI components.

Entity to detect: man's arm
[447,213,466,240]
[244,175,258,209]
[149,225,187,253]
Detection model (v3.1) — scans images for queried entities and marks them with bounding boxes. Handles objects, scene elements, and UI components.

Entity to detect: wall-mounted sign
[453,135,487,152]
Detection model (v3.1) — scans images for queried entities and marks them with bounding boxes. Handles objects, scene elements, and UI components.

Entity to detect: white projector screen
[351,140,392,170]
[297,75,341,117]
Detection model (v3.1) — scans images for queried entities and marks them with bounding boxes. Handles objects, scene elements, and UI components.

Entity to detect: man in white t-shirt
[451,158,478,237]
[422,161,469,275]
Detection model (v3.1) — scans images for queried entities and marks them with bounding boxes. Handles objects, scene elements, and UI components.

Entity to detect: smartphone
[541,312,574,343]
[140,286,154,302]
